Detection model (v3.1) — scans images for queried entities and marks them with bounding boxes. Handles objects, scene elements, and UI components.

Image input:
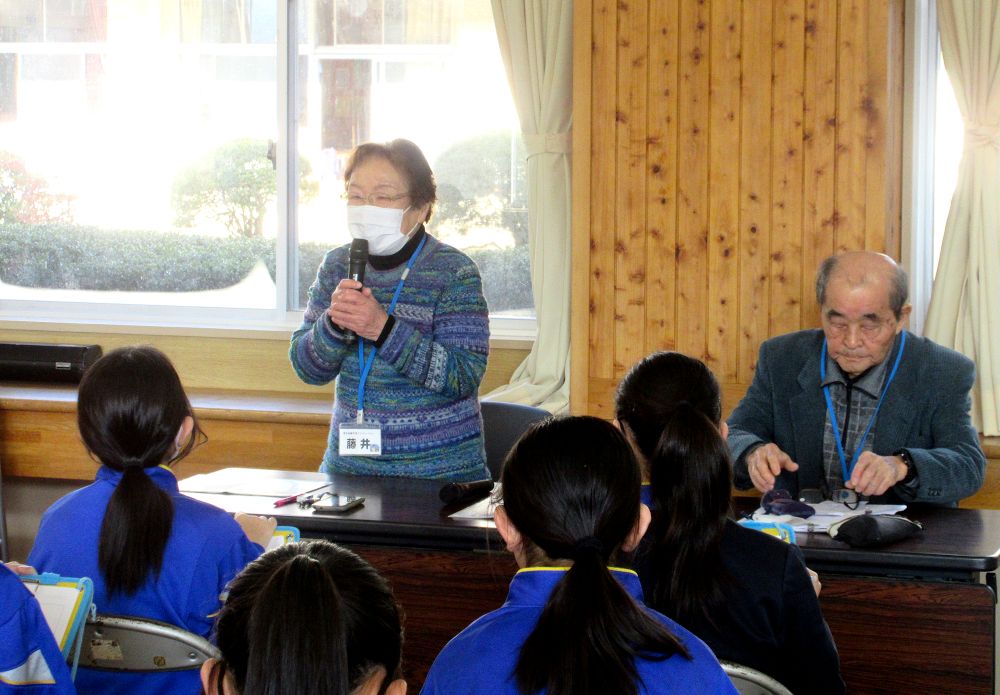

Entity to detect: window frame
[901,0,938,337]
[0,0,537,344]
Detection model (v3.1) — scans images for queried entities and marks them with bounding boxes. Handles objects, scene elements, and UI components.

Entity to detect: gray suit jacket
[727,329,986,505]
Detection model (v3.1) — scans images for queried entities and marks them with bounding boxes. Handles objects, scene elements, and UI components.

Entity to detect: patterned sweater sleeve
[377,253,490,399]
[289,249,353,385]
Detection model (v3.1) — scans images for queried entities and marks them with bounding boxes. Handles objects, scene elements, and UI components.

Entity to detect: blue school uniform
[28,466,263,695]
[0,565,76,694]
[640,482,653,508]
[421,567,738,695]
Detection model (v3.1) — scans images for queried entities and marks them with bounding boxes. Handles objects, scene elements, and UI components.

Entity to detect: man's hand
[328,279,389,342]
[846,452,907,497]
[746,443,799,493]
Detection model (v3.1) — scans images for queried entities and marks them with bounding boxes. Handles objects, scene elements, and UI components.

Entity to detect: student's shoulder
[429,606,531,674]
[0,565,31,623]
[37,480,106,521]
[720,521,798,585]
[724,520,794,558]
[642,608,737,692]
[171,494,247,539]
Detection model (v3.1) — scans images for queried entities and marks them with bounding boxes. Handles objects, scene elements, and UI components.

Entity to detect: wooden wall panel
[834,0,871,253]
[801,0,839,321]
[587,0,618,381]
[614,0,649,375]
[644,1,680,357]
[769,0,806,337]
[707,0,741,382]
[675,0,711,361]
[736,1,774,385]
[571,0,904,417]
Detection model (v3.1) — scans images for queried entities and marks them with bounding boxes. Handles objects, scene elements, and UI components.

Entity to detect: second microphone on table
[342,238,369,342]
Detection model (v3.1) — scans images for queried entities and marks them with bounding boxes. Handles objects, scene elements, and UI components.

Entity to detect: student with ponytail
[422,416,736,695]
[203,540,405,695]
[28,346,273,695]
[615,352,844,695]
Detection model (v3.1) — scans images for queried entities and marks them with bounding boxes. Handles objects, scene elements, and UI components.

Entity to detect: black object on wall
[0,343,102,383]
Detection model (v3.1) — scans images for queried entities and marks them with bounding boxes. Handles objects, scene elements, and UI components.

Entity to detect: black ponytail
[97,466,174,597]
[214,541,403,695]
[78,346,202,597]
[243,555,349,695]
[615,352,733,625]
[502,416,689,695]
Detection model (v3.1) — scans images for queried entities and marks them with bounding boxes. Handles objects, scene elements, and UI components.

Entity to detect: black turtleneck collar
[369,226,427,271]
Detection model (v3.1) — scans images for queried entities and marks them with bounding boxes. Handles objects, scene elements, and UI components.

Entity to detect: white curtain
[926,0,1000,435]
[485,0,572,413]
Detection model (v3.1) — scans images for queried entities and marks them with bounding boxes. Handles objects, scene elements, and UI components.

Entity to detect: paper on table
[179,471,326,498]
[750,501,907,533]
[449,495,497,520]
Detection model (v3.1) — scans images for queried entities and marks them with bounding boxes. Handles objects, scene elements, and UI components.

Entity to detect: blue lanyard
[819,331,906,483]
[355,234,427,423]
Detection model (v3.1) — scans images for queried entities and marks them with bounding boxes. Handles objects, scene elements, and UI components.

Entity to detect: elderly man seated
[728,250,985,507]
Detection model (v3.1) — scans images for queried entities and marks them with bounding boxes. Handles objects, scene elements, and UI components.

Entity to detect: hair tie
[121,456,146,470]
[572,536,604,559]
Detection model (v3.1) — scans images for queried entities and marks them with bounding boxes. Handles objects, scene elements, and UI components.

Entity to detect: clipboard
[20,572,95,679]
[266,526,301,551]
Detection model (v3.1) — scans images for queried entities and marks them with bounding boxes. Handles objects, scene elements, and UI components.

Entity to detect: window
[933,49,961,276]
[0,0,533,336]
[902,0,938,336]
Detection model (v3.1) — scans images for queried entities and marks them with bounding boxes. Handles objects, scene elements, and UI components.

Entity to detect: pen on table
[273,493,301,508]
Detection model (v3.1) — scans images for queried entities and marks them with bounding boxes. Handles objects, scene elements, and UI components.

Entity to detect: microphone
[439,479,494,506]
[343,239,369,342]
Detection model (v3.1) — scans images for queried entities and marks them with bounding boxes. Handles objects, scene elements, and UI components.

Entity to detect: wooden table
[733,498,998,695]
[180,468,515,686]
[183,469,999,694]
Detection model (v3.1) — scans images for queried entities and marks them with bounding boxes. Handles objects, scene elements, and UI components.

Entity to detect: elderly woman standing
[290,139,490,481]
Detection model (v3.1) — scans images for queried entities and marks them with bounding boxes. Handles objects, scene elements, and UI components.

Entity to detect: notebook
[20,572,95,676]
[266,526,301,551]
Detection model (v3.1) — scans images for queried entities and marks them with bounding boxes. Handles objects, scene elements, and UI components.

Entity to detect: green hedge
[1,223,534,314]
[466,246,532,313]
[0,223,271,291]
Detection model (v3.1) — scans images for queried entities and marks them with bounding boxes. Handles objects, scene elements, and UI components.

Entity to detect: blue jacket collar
[96,464,179,494]
[507,567,644,607]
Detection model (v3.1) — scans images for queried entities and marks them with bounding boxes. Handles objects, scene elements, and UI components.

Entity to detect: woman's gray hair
[815,254,909,319]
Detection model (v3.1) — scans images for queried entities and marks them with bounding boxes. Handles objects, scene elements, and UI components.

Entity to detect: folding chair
[81,614,219,672]
[721,661,794,695]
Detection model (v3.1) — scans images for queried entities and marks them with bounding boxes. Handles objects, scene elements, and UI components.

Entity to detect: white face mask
[347,205,419,256]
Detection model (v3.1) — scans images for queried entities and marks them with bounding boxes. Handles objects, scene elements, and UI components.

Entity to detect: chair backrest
[480,400,550,480]
[721,661,794,695]
[81,614,219,672]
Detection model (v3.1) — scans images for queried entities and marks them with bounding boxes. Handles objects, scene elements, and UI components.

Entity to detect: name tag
[339,423,382,457]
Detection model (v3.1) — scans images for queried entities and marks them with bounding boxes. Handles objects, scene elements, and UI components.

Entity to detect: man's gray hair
[815,254,909,319]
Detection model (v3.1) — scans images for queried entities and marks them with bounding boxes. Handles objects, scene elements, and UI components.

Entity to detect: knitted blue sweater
[290,230,491,481]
